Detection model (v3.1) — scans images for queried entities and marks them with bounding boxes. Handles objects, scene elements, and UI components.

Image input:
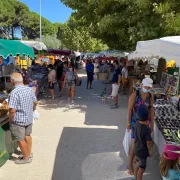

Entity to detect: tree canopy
[0,0,108,51]
[60,0,180,50]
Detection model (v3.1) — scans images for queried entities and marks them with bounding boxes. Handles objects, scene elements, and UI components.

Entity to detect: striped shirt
[8,84,37,126]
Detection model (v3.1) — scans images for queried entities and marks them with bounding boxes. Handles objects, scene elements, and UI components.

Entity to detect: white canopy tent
[128,36,180,64]
[99,50,129,58]
[20,40,47,51]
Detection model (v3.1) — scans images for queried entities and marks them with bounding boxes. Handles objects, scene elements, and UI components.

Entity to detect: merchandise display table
[154,99,180,154]
[0,116,17,167]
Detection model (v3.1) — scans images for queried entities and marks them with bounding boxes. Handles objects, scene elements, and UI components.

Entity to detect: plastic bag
[33,110,40,120]
[123,129,132,156]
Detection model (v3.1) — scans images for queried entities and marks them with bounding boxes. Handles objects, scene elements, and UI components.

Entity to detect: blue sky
[19,0,73,23]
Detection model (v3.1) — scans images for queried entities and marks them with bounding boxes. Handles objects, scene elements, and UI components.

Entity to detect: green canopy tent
[0,39,34,58]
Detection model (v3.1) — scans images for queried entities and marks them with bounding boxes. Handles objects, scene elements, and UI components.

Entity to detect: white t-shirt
[122,67,128,78]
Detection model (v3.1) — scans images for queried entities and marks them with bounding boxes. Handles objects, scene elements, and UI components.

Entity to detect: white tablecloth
[154,122,166,154]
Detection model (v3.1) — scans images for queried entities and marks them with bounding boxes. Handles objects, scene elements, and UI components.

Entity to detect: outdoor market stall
[128,36,180,63]
[154,98,180,153]
[0,39,34,167]
[27,64,48,96]
[128,36,180,154]
[0,39,34,90]
[20,40,47,51]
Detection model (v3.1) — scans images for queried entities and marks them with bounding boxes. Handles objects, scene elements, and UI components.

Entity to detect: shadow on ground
[38,71,162,180]
[51,127,162,180]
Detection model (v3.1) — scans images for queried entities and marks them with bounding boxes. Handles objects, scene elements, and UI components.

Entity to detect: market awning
[47,49,73,56]
[0,39,34,58]
[98,56,118,61]
[20,40,47,51]
[128,36,180,64]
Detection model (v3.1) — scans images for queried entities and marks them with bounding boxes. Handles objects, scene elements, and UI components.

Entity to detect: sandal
[127,167,134,175]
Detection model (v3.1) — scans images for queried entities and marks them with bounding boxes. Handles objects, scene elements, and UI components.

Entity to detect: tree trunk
[11,27,14,39]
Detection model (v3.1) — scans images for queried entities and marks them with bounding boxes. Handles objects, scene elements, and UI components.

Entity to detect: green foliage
[61,0,180,50]
[61,14,108,52]
[21,12,40,40]
[36,35,62,49]
[0,0,108,51]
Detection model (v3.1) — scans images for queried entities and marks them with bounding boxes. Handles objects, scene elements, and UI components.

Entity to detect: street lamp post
[40,0,42,42]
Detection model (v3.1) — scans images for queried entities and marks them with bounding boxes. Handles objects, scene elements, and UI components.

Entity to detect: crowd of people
[6,56,180,180]
[47,58,79,104]
[91,58,180,180]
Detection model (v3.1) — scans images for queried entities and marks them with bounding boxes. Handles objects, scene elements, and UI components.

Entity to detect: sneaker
[14,157,32,164]
[68,97,71,101]
[71,100,75,104]
[19,153,33,159]
[110,104,119,109]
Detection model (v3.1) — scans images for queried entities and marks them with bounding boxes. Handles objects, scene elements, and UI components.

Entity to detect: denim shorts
[136,156,147,169]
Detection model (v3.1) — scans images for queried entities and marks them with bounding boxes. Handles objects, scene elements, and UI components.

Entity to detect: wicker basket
[0,108,8,118]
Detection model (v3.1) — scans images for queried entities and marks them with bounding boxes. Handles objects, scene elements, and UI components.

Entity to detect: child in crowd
[160,144,180,180]
[134,104,152,180]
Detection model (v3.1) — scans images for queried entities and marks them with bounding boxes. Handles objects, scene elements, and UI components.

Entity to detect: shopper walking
[55,58,64,92]
[160,144,180,180]
[121,63,128,94]
[86,60,94,89]
[48,64,56,100]
[127,77,154,175]
[110,60,121,109]
[64,64,78,104]
[8,72,37,164]
[134,104,153,180]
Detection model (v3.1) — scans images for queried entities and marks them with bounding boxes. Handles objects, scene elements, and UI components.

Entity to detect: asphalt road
[0,71,162,180]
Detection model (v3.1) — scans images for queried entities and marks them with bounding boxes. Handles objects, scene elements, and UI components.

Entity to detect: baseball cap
[142,78,153,88]
[137,104,149,121]
[163,144,180,160]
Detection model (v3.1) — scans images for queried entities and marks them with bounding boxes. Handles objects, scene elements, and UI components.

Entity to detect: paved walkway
[0,71,162,180]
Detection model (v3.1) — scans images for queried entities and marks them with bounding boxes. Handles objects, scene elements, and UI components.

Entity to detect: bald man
[8,72,37,164]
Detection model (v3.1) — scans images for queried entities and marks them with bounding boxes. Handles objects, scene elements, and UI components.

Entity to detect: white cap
[142,78,153,88]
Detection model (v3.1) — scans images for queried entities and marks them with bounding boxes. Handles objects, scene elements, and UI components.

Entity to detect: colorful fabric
[131,90,152,138]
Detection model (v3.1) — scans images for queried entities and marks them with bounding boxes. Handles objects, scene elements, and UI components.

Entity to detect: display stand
[0,116,9,167]
[0,116,18,167]
[151,72,179,96]
[153,99,180,153]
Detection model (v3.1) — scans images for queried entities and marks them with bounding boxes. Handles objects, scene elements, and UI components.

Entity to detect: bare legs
[113,95,118,105]
[134,161,145,180]
[71,87,75,100]
[18,135,32,160]
[68,87,75,100]
[25,135,32,155]
[49,89,54,100]
[128,139,135,174]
